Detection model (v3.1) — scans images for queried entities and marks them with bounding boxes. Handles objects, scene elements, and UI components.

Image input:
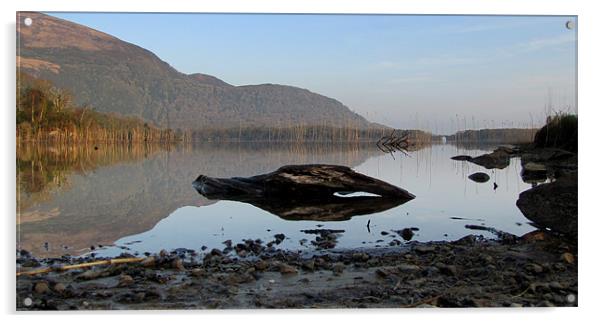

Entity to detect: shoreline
[17,230,577,310]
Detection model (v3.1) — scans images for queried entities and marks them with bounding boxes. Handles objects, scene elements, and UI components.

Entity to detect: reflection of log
[233,195,408,221]
[192,164,415,221]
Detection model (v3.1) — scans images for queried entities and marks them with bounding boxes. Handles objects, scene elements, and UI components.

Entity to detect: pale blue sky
[48,13,577,134]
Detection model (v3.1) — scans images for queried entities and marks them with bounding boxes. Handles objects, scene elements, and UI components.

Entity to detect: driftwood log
[192,164,415,221]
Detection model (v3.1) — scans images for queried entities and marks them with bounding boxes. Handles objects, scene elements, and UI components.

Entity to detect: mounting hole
[24,17,32,26]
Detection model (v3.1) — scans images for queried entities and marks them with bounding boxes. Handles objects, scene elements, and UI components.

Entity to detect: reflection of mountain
[17,143,381,257]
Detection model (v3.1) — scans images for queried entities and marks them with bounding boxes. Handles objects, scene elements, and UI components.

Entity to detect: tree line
[16,72,178,143]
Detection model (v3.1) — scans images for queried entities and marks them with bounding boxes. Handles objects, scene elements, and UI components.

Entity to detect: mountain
[16,12,379,130]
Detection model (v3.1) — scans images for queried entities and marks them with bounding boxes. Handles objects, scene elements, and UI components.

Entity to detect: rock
[78,269,101,280]
[380,231,389,236]
[332,263,345,274]
[279,263,298,275]
[561,252,575,264]
[34,281,50,294]
[301,259,315,271]
[53,282,66,294]
[172,258,185,271]
[414,245,436,254]
[468,172,490,183]
[397,264,421,272]
[469,149,511,169]
[118,274,135,287]
[375,268,390,278]
[526,263,544,274]
[509,303,523,307]
[352,253,369,262]
[435,263,457,276]
[516,173,577,238]
[159,249,168,258]
[549,281,564,290]
[190,268,205,277]
[396,228,414,241]
[254,260,268,271]
[274,233,286,243]
[141,256,155,268]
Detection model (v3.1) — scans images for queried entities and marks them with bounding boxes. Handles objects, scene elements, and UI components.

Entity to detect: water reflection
[17,142,379,257]
[17,142,538,258]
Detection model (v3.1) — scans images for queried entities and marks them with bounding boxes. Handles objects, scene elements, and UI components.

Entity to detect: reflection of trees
[17,142,382,257]
[17,143,168,211]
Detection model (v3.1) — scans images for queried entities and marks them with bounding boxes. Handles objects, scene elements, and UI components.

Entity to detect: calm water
[17,142,537,258]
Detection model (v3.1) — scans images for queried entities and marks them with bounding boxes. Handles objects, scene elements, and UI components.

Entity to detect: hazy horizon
[47,13,577,135]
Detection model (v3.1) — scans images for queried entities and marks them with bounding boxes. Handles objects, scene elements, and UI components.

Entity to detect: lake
[16,142,537,258]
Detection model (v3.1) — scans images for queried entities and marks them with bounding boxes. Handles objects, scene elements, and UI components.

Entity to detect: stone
[34,281,49,294]
[397,264,421,272]
[118,274,134,287]
[332,263,345,274]
[526,263,544,274]
[302,259,315,271]
[53,282,66,294]
[414,245,436,254]
[172,258,185,271]
[516,173,577,238]
[397,228,414,241]
[279,263,298,275]
[468,172,490,183]
[561,252,575,264]
[141,256,155,268]
[254,260,268,271]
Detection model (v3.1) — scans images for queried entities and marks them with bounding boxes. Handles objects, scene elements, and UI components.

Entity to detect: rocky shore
[17,229,577,310]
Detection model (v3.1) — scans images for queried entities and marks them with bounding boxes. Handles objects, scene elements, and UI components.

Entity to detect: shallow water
[16,142,537,258]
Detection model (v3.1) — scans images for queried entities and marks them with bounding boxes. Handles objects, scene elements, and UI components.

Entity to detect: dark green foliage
[533,113,578,152]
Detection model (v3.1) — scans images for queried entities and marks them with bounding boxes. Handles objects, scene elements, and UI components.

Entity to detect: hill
[17,12,379,131]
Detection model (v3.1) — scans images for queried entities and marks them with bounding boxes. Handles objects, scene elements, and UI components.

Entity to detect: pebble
[332,263,345,274]
[172,258,185,271]
[526,263,544,274]
[279,263,298,275]
[53,282,66,294]
[254,260,268,271]
[561,252,575,264]
[190,268,204,277]
[509,303,523,307]
[118,274,134,287]
[141,256,155,268]
[414,245,436,254]
[302,259,315,271]
[397,264,421,272]
[352,252,369,262]
[34,281,49,294]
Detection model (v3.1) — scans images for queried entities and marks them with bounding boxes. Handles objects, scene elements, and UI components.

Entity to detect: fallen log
[192,164,415,221]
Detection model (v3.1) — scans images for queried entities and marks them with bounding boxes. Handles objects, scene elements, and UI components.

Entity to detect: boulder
[516,173,577,238]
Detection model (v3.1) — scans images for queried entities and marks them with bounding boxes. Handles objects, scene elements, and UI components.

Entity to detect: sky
[48,13,577,134]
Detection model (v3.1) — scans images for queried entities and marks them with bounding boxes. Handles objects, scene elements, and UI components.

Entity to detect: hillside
[16,12,378,131]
